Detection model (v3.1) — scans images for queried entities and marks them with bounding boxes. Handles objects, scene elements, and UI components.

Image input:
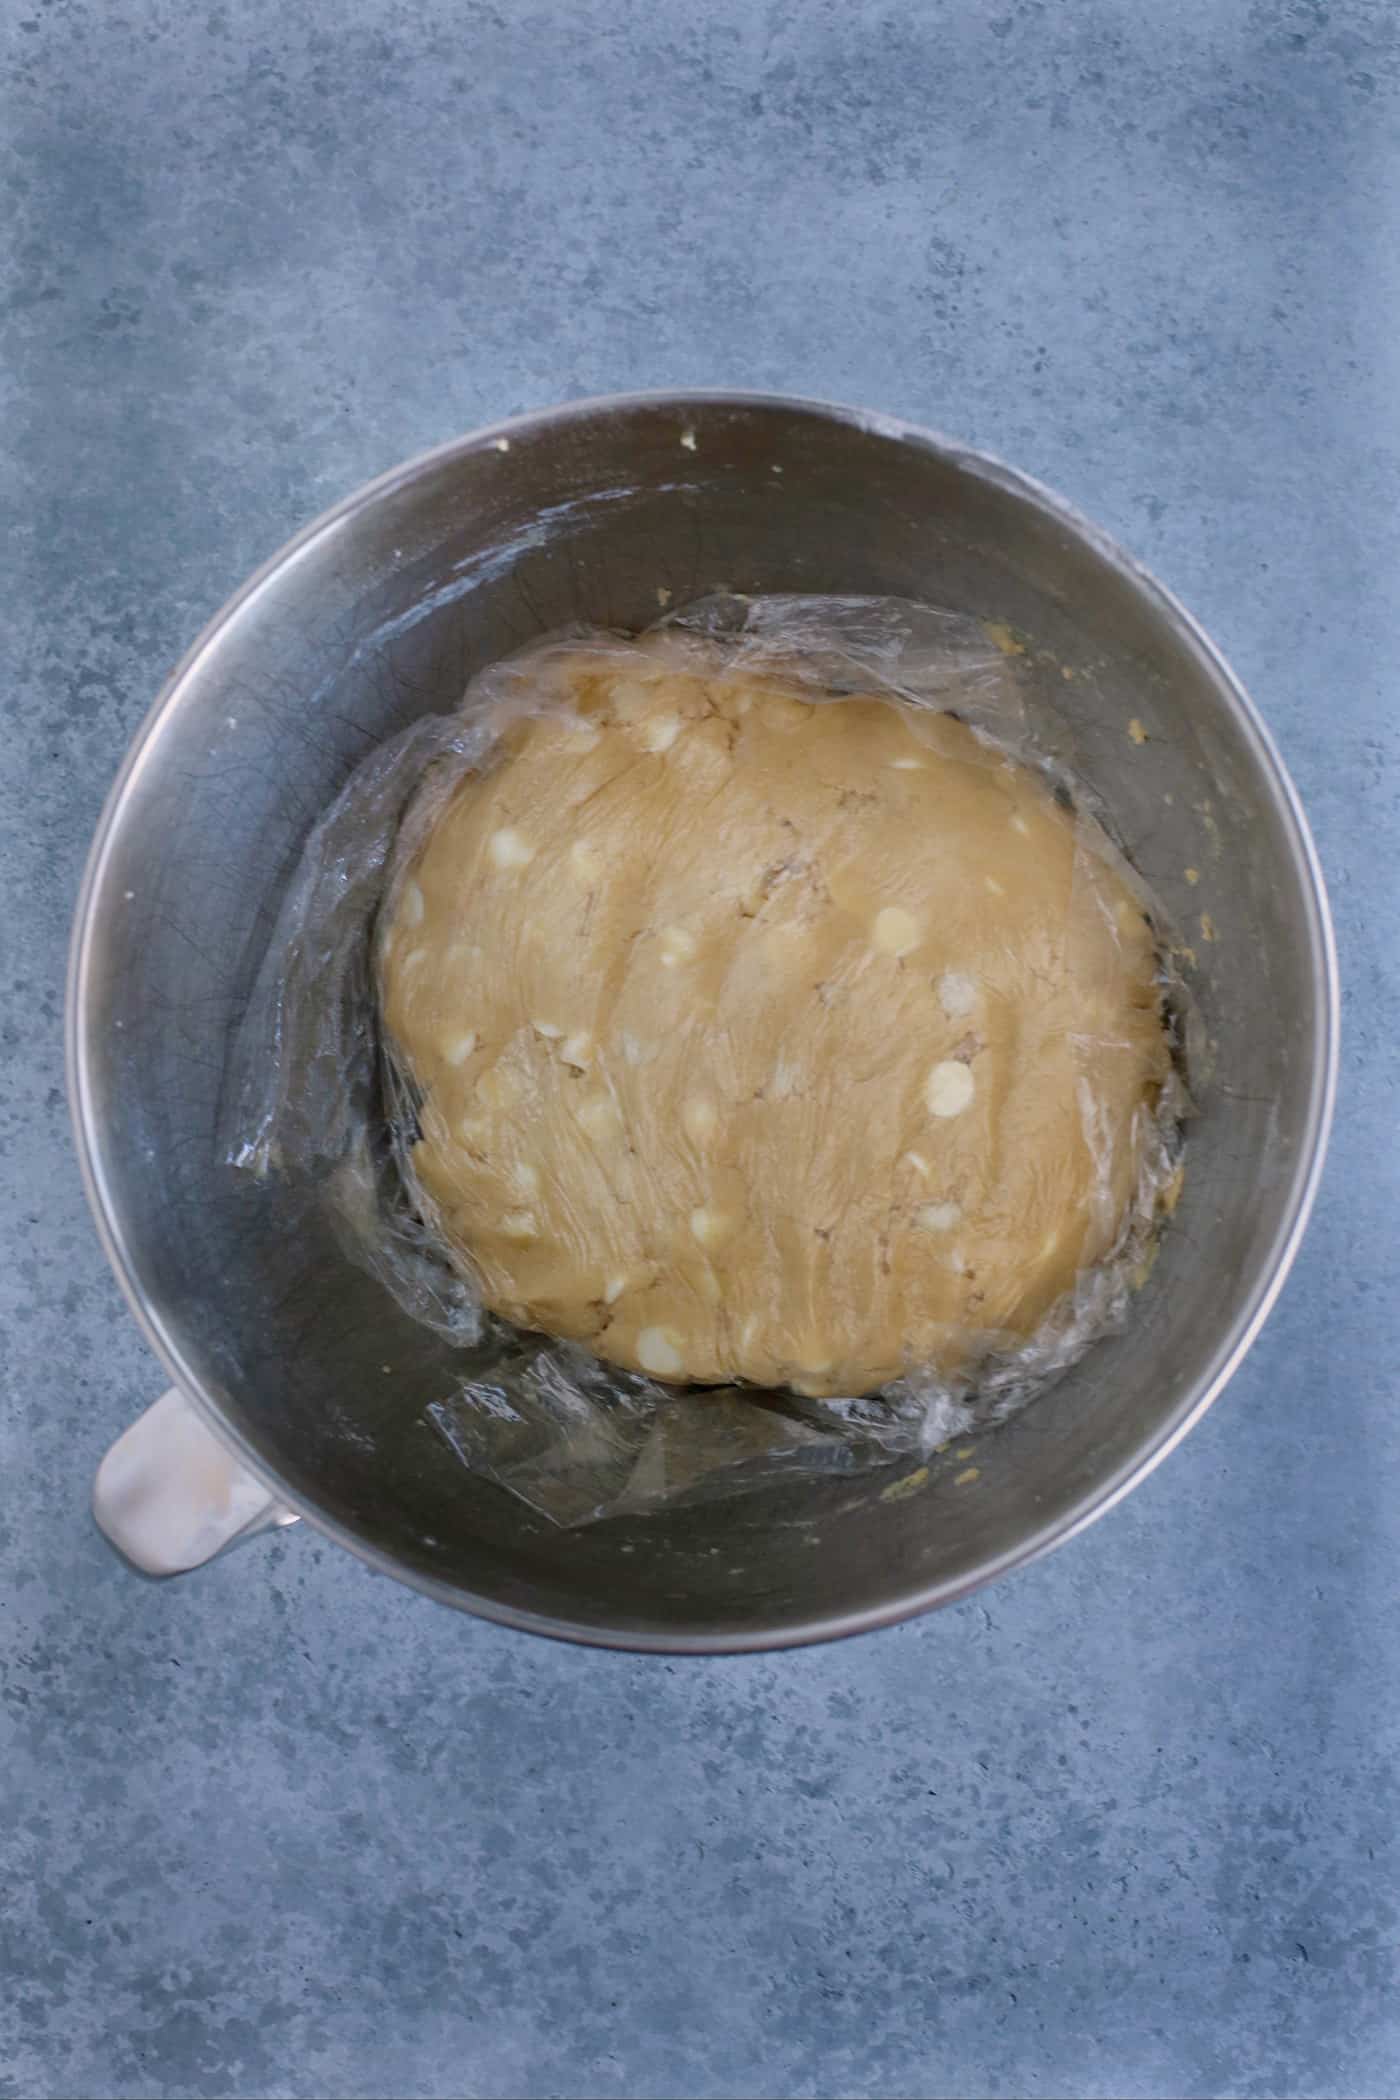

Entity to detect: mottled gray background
[2,1,1397,2095]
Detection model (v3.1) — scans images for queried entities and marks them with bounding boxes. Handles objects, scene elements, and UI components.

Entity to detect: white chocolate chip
[489,827,535,870]
[400,881,425,927]
[683,1096,718,1146]
[576,1093,621,1140]
[500,1210,538,1242]
[637,1326,686,1376]
[926,1061,976,1118]
[560,1031,594,1071]
[511,1161,540,1196]
[639,713,681,754]
[938,970,977,1019]
[476,1065,522,1111]
[679,428,697,452]
[770,1053,801,1101]
[531,1018,563,1040]
[917,1200,962,1232]
[603,1274,628,1305]
[658,924,697,968]
[608,679,655,722]
[873,905,921,958]
[690,1207,735,1250]
[1010,813,1030,836]
[443,1030,477,1066]
[889,757,925,771]
[903,1150,931,1178]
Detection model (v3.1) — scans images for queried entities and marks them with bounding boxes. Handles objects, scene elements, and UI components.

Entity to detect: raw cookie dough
[380,642,1170,1397]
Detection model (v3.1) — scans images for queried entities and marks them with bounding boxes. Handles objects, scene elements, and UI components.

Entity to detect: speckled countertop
[3,3,1397,2095]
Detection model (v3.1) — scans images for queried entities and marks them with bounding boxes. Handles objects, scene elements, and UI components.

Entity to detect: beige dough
[380,641,1170,1398]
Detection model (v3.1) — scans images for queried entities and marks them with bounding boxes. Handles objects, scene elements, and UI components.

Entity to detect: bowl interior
[73,396,1333,1647]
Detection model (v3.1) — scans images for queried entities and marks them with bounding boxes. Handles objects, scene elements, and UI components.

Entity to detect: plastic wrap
[227,596,1190,1527]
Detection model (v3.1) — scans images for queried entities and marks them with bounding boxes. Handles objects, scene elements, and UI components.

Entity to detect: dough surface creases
[380,641,1170,1398]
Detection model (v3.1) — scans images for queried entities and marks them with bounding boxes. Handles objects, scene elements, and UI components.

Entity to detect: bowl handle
[93,1387,300,1576]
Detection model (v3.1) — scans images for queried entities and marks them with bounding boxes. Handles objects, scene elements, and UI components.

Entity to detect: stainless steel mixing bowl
[68,393,1338,1650]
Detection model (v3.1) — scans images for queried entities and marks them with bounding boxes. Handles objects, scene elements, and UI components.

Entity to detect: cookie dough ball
[380,642,1169,1397]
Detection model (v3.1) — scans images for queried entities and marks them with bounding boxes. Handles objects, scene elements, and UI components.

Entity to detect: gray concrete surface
[3,1,1398,2095]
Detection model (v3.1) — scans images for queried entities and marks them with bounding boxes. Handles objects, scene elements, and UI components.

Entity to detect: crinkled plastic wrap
[227,596,1190,1528]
